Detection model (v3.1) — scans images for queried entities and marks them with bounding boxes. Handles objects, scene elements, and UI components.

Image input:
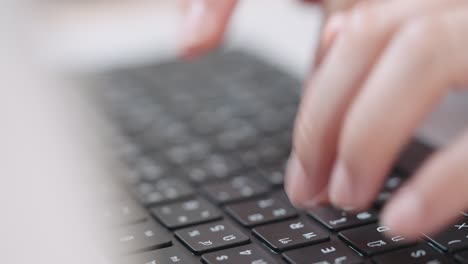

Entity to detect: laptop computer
[93,49,467,263]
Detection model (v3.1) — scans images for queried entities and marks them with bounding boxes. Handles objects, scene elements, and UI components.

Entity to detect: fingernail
[181,0,214,52]
[381,189,423,238]
[285,154,326,208]
[329,160,355,208]
[285,154,306,200]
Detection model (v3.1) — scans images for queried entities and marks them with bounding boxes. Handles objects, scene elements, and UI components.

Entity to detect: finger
[315,0,365,67]
[314,12,347,67]
[329,3,468,210]
[287,1,380,207]
[286,0,459,208]
[382,130,468,239]
[179,0,237,58]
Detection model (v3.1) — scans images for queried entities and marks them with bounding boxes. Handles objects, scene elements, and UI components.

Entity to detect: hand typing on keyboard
[180,0,468,240]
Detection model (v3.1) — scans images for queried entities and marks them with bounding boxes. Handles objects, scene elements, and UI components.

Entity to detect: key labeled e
[321,246,336,254]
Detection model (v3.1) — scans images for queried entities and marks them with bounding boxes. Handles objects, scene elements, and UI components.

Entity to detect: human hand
[179,0,361,57]
[179,0,468,239]
[285,0,468,239]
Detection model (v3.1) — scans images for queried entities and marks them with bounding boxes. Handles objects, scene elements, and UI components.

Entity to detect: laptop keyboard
[94,50,467,263]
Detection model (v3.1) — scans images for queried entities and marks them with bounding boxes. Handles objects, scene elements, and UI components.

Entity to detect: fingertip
[179,0,236,58]
[285,154,308,207]
[328,159,376,211]
[380,189,424,240]
[179,0,216,57]
[285,153,328,208]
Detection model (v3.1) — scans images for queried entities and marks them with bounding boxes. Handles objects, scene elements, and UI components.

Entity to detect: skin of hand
[179,0,361,58]
[179,0,468,240]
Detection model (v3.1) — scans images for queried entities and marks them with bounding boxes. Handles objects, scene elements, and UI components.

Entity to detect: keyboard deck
[94,50,467,264]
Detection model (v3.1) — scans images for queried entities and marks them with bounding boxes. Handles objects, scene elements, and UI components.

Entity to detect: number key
[253,218,329,252]
[111,220,172,255]
[151,198,222,229]
[136,178,194,206]
[203,176,270,204]
[226,196,297,227]
[121,246,193,264]
[202,244,279,264]
[175,221,249,254]
[372,244,450,264]
[101,199,148,226]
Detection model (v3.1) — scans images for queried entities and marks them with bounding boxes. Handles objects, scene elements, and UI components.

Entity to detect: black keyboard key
[255,108,292,135]
[139,118,193,148]
[151,198,222,229]
[165,141,211,166]
[255,138,289,165]
[372,244,450,264]
[202,176,270,204]
[339,224,414,256]
[238,140,288,168]
[191,108,234,135]
[253,218,329,252]
[175,221,250,254]
[185,154,241,183]
[226,196,297,227]
[308,206,378,231]
[426,217,468,252]
[259,165,286,187]
[111,220,172,254]
[121,246,194,264]
[282,239,362,264]
[133,157,166,182]
[102,199,148,226]
[216,120,258,150]
[456,250,468,263]
[202,244,279,264]
[136,178,194,206]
